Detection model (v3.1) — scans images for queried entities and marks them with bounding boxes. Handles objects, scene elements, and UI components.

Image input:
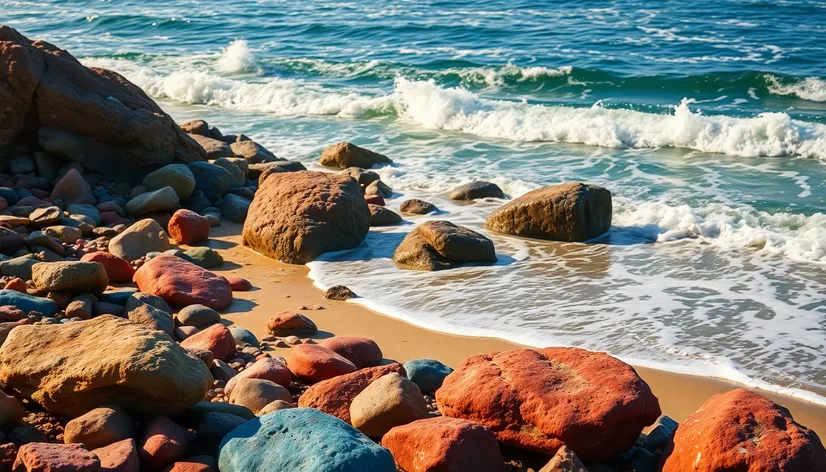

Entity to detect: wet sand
[208,223,826,436]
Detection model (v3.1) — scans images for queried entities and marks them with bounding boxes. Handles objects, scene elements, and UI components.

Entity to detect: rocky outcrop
[243,171,370,264]
[0,315,211,417]
[486,182,612,242]
[393,221,496,270]
[320,142,392,169]
[0,26,204,180]
[435,347,661,463]
[661,388,826,471]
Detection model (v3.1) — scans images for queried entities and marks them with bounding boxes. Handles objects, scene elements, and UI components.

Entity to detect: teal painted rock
[0,290,58,317]
[218,408,395,472]
[403,359,454,394]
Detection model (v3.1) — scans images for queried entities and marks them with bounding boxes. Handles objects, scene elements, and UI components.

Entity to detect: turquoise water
[4,1,826,402]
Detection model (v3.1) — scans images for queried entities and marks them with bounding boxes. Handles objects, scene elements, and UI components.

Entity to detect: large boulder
[218,408,395,472]
[243,171,370,264]
[486,182,612,242]
[133,255,232,310]
[0,315,211,417]
[661,389,826,471]
[108,219,171,261]
[393,221,496,271]
[435,347,661,463]
[0,26,204,179]
[320,142,392,169]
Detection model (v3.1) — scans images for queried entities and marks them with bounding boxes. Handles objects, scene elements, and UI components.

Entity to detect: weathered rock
[218,194,250,224]
[0,390,24,430]
[29,206,62,227]
[403,359,453,394]
[266,311,317,336]
[393,221,496,271]
[64,406,135,450]
[343,167,380,187]
[211,158,244,189]
[323,285,357,301]
[143,164,196,200]
[188,162,230,203]
[400,199,437,215]
[133,255,232,309]
[0,442,18,472]
[92,438,139,472]
[320,336,382,368]
[13,443,101,472]
[243,171,370,264]
[298,363,406,423]
[49,169,96,206]
[80,252,134,283]
[125,298,174,336]
[0,290,57,316]
[436,347,661,462]
[108,219,171,261]
[350,372,429,437]
[449,181,505,200]
[179,120,209,137]
[125,187,179,216]
[287,344,358,383]
[189,135,231,160]
[382,417,504,472]
[660,388,826,471]
[0,315,211,417]
[365,180,393,198]
[320,142,392,169]
[176,304,220,329]
[539,446,588,472]
[230,140,276,163]
[44,225,82,244]
[486,182,612,242]
[66,293,94,320]
[31,261,109,294]
[227,378,292,415]
[138,416,188,470]
[162,456,217,472]
[369,204,402,226]
[218,408,395,472]
[179,323,236,362]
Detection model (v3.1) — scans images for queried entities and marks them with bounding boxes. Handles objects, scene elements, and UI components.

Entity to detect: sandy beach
[209,223,826,437]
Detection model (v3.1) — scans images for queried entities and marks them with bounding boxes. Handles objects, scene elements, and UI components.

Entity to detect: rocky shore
[0,25,825,472]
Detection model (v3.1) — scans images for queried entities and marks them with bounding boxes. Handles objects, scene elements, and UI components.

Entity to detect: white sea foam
[766,75,826,102]
[216,39,257,74]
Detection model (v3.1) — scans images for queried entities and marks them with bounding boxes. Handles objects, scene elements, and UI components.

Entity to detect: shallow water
[3,0,826,402]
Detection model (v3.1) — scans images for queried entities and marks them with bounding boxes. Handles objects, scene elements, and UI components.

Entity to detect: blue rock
[218,408,395,472]
[643,415,679,453]
[99,288,139,306]
[0,289,58,317]
[403,358,454,394]
[189,162,231,203]
[67,204,101,225]
[229,326,259,347]
[219,194,251,224]
[0,187,19,205]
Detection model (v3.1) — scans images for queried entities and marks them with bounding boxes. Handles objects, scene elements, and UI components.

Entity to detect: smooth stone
[64,406,135,450]
[212,158,245,189]
[182,247,223,269]
[0,289,58,317]
[176,304,220,329]
[108,219,171,262]
[229,326,259,347]
[143,164,196,200]
[349,372,429,437]
[125,186,180,216]
[403,358,454,394]
[67,204,101,225]
[188,162,231,203]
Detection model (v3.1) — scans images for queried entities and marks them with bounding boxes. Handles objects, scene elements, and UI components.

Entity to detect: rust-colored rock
[382,417,505,472]
[298,363,405,423]
[80,252,134,283]
[133,255,232,310]
[486,182,612,242]
[13,442,101,472]
[435,347,661,463]
[92,439,139,472]
[266,311,317,336]
[286,344,357,383]
[179,324,236,362]
[320,336,382,368]
[167,209,209,244]
[242,171,369,264]
[138,416,188,470]
[319,142,392,169]
[225,357,292,394]
[660,388,826,472]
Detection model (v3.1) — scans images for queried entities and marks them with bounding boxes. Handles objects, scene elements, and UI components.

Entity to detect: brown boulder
[400,199,437,215]
[227,378,292,415]
[486,182,612,242]
[189,135,231,160]
[64,406,135,450]
[266,311,317,336]
[436,347,661,462]
[243,171,370,264]
[0,26,204,180]
[393,220,496,270]
[298,363,405,423]
[369,204,402,226]
[286,344,357,383]
[319,142,391,169]
[660,388,826,472]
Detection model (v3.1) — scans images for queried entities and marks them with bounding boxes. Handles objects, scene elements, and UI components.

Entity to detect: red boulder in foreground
[287,344,357,383]
[382,417,504,472]
[167,210,210,244]
[661,388,826,472]
[133,255,231,309]
[180,324,236,362]
[436,347,661,463]
[13,442,101,472]
[81,251,135,283]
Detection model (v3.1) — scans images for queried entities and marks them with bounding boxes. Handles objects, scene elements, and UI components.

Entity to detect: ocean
[4,0,826,403]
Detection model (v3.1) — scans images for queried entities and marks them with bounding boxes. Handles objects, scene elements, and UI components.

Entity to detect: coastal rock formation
[0,26,204,179]
[449,181,505,200]
[486,182,612,242]
[381,417,505,472]
[393,220,496,270]
[320,142,392,169]
[243,171,370,264]
[435,347,661,462]
[218,408,396,472]
[0,315,211,417]
[660,388,826,471]
[133,255,232,309]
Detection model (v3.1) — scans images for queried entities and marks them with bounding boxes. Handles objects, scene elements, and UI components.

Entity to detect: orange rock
[3,277,26,293]
[266,311,316,336]
[13,443,100,472]
[287,344,357,383]
[661,388,826,472]
[320,336,382,368]
[133,255,231,310]
[92,438,139,472]
[80,252,135,283]
[138,416,188,470]
[225,357,292,394]
[167,210,210,244]
[161,456,217,472]
[180,324,236,362]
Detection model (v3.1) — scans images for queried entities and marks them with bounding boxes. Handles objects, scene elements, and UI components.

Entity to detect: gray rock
[177,304,221,329]
[189,162,231,203]
[643,415,678,453]
[67,204,101,225]
[213,158,245,189]
[181,191,212,212]
[183,247,223,269]
[34,152,61,181]
[9,156,35,174]
[219,194,251,224]
[125,187,180,216]
[142,164,196,200]
[229,327,259,347]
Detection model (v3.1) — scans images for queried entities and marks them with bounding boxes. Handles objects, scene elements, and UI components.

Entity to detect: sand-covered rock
[0,315,211,417]
[350,372,429,437]
[436,347,661,462]
[393,220,496,270]
[133,255,232,309]
[320,142,392,169]
[486,182,612,242]
[661,388,826,471]
[243,171,370,264]
[31,261,109,294]
[108,219,171,261]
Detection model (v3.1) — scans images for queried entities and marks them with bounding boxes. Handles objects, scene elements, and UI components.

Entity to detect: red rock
[287,344,357,383]
[167,210,209,244]
[49,169,96,206]
[225,357,292,394]
[133,255,231,309]
[320,336,383,368]
[365,195,385,206]
[0,305,25,321]
[161,456,216,472]
[436,347,661,463]
[13,442,101,472]
[3,278,26,293]
[661,388,826,472]
[382,417,504,472]
[179,324,235,362]
[80,252,135,283]
[227,277,251,291]
[138,416,188,470]
[298,363,405,423]
[92,439,139,472]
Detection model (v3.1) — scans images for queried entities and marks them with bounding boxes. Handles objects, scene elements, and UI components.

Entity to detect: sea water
[3,0,826,403]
